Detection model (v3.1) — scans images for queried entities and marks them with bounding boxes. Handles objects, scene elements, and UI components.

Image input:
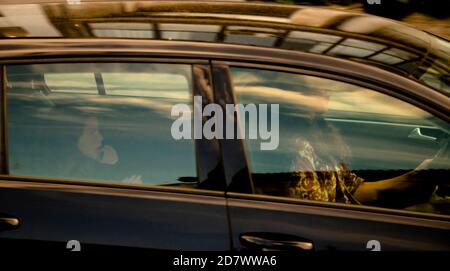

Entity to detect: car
[0,0,448,252]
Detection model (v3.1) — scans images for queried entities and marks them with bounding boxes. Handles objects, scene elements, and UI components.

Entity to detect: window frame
[0,58,227,196]
[214,60,450,221]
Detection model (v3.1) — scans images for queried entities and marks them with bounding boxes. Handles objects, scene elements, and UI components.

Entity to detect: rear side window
[45,73,97,94]
[6,63,196,186]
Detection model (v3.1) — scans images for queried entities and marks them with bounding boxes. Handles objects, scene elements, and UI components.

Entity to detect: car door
[0,61,230,251]
[214,61,450,251]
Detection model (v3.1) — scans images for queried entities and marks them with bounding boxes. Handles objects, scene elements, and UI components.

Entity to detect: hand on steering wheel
[415,136,450,186]
[429,136,450,169]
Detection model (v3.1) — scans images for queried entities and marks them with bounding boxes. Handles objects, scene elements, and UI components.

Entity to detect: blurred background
[256,0,450,38]
[1,0,449,38]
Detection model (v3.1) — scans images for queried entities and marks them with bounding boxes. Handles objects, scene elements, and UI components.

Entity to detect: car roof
[0,0,448,95]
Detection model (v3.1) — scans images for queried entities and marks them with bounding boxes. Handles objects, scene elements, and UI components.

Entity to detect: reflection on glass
[309,44,333,54]
[419,67,450,94]
[158,23,220,32]
[370,47,418,65]
[45,73,97,94]
[281,31,340,53]
[341,39,385,51]
[382,48,417,61]
[7,63,196,185]
[231,67,449,215]
[336,16,390,35]
[224,33,277,47]
[224,26,283,47]
[328,38,385,58]
[417,51,450,96]
[287,31,341,43]
[289,8,348,28]
[89,23,154,38]
[328,45,373,58]
[227,26,284,34]
[159,23,220,42]
[161,31,217,42]
[103,73,190,99]
[370,53,404,65]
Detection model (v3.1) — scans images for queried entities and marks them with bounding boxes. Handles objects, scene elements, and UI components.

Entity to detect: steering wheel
[428,135,450,172]
[404,135,450,214]
[430,136,450,198]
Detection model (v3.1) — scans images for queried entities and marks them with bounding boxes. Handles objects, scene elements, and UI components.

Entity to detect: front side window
[7,63,196,186]
[231,67,450,216]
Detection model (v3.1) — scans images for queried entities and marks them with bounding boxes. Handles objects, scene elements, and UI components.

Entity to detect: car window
[6,63,197,186]
[231,67,450,216]
[45,73,98,94]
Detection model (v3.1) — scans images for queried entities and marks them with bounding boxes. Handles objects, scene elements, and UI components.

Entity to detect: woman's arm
[353,159,440,207]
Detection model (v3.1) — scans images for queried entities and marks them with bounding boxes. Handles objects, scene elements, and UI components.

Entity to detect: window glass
[415,37,450,96]
[7,63,196,186]
[45,73,97,94]
[231,67,450,216]
[102,72,190,98]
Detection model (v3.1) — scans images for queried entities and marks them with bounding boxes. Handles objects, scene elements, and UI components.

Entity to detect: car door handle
[240,232,314,251]
[0,214,20,231]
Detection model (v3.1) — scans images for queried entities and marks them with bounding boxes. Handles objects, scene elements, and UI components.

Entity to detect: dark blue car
[0,0,448,251]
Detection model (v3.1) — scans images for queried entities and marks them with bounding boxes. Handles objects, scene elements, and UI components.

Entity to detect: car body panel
[227,194,450,251]
[0,179,230,250]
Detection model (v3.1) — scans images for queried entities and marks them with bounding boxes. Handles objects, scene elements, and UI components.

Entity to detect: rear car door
[215,62,450,251]
[0,60,230,251]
